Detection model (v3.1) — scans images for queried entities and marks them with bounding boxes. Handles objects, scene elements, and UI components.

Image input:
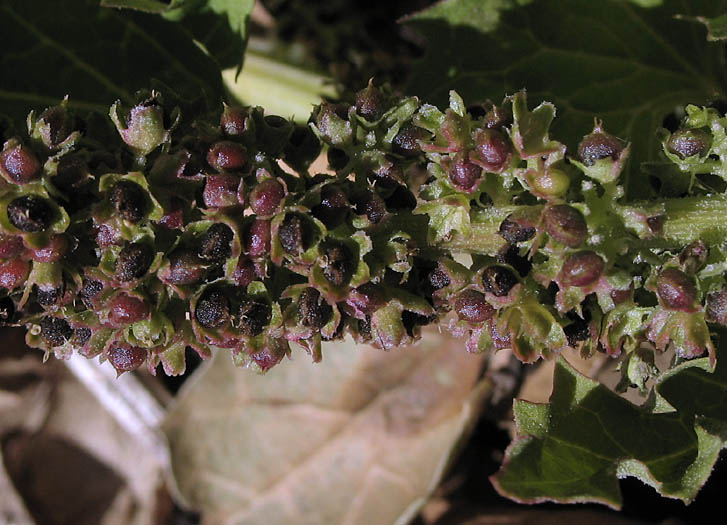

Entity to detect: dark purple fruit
[564,317,590,347]
[35,104,75,149]
[73,327,92,346]
[577,129,624,166]
[109,294,150,325]
[348,282,385,315]
[352,190,386,224]
[542,205,587,248]
[245,219,271,258]
[448,156,482,192]
[116,243,154,282]
[203,174,241,208]
[7,196,54,232]
[666,128,711,159]
[0,235,24,259]
[706,289,727,325]
[249,179,285,216]
[236,297,271,336]
[656,267,698,311]
[37,285,63,307]
[40,316,73,347]
[0,259,30,290]
[80,279,103,308]
[107,344,147,373]
[392,124,428,158]
[197,223,233,263]
[0,141,41,184]
[110,180,147,224]
[482,265,518,297]
[298,287,332,329]
[220,105,250,136]
[312,185,349,228]
[427,267,451,290]
[454,289,494,323]
[499,214,536,243]
[206,141,247,172]
[279,214,310,256]
[559,251,605,287]
[30,234,70,263]
[321,241,353,286]
[195,289,230,328]
[355,83,385,121]
[327,147,349,171]
[474,129,510,172]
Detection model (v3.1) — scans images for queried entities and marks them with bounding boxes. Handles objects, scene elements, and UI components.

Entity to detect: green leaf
[163,333,488,524]
[404,0,727,198]
[491,332,727,508]
[0,0,224,125]
[679,13,727,41]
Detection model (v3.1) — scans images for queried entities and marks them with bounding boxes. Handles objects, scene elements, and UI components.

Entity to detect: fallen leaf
[163,330,487,524]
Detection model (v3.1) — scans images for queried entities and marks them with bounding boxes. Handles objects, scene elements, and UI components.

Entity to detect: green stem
[437,194,727,256]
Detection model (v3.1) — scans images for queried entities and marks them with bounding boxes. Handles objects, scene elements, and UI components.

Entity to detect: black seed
[327,147,349,171]
[392,124,428,158]
[482,265,518,297]
[499,214,535,243]
[666,128,711,159]
[37,285,63,307]
[195,289,230,328]
[401,311,435,337]
[384,185,416,211]
[237,297,271,336]
[577,130,624,166]
[358,316,372,339]
[428,268,451,291]
[7,196,54,232]
[322,242,354,287]
[352,190,386,224]
[707,289,727,325]
[565,318,590,347]
[497,244,532,278]
[279,215,310,256]
[197,223,233,263]
[312,185,349,228]
[298,287,332,329]
[74,327,92,346]
[79,279,103,308]
[109,180,147,224]
[40,316,73,347]
[116,243,154,282]
[355,83,385,121]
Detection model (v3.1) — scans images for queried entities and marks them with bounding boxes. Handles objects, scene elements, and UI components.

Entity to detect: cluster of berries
[0,83,724,383]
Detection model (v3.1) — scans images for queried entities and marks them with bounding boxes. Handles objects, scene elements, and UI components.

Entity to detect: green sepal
[508,91,565,161]
[497,299,567,363]
[126,310,175,349]
[415,193,471,244]
[600,303,652,357]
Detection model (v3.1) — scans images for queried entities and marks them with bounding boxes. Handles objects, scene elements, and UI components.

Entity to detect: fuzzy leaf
[492,334,727,508]
[404,0,727,198]
[0,0,223,125]
[163,332,487,524]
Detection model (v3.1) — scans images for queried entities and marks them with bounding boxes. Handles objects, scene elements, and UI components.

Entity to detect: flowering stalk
[1,83,726,384]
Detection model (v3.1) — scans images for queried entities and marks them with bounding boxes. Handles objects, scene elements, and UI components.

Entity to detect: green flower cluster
[0,84,725,381]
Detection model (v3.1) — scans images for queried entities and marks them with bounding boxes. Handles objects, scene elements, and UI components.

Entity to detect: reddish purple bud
[392,124,428,158]
[158,197,185,230]
[543,204,587,248]
[0,259,30,289]
[0,140,42,184]
[249,178,285,216]
[109,294,150,326]
[220,104,251,137]
[233,258,257,287]
[354,82,386,121]
[454,289,494,323]
[107,344,147,373]
[448,156,483,192]
[245,219,271,258]
[347,282,385,315]
[161,250,205,285]
[656,267,698,311]
[206,141,247,172]
[559,251,604,288]
[474,129,510,172]
[203,174,241,208]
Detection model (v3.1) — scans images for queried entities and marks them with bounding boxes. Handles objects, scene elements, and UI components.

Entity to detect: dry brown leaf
[163,330,488,524]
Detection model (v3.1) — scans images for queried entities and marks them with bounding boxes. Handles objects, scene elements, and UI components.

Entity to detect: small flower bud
[577,127,625,166]
[195,289,230,328]
[542,204,587,247]
[559,251,604,287]
[483,103,512,130]
[233,258,263,288]
[249,178,285,216]
[666,128,711,159]
[206,141,247,172]
[107,344,147,373]
[298,287,332,329]
[0,139,42,184]
[116,243,154,282]
[110,180,148,224]
[110,95,172,156]
[528,168,570,198]
[454,289,494,323]
[448,155,483,192]
[40,316,73,347]
[245,219,271,258]
[656,267,698,311]
[392,124,428,158]
[474,129,510,172]
[279,214,310,256]
[197,223,233,263]
[7,196,55,232]
[482,265,518,297]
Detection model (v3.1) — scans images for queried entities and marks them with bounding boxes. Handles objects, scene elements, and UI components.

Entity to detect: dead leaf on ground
[163,330,488,525]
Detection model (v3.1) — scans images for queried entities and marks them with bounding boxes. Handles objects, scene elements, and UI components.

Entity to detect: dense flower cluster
[1,84,725,381]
